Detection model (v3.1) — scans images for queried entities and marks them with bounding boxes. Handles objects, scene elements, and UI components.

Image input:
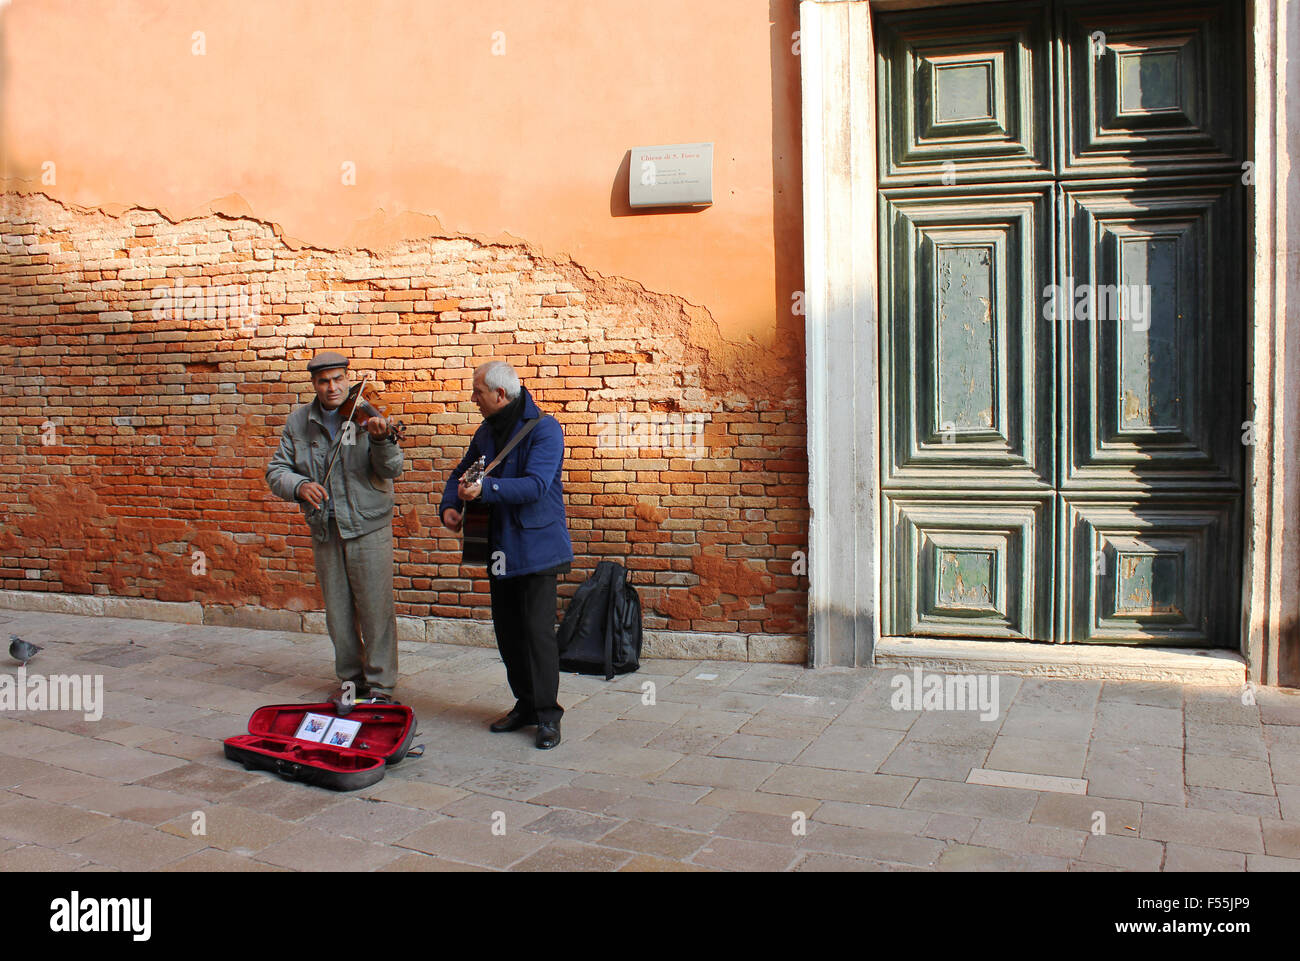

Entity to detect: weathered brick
[0,192,808,649]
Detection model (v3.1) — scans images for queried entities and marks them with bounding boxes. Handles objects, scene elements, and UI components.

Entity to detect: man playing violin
[266,351,404,713]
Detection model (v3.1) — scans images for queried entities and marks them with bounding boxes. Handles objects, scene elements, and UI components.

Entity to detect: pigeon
[9,635,41,665]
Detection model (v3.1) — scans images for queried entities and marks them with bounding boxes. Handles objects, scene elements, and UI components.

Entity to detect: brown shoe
[328,683,366,715]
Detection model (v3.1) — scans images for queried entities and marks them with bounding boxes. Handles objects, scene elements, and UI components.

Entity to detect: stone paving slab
[72,784,207,825]
[1269,752,1300,785]
[157,803,299,853]
[795,852,922,872]
[63,821,209,871]
[813,800,930,835]
[1163,843,1246,871]
[513,840,635,872]
[1000,706,1097,744]
[1186,721,1271,759]
[0,843,91,871]
[1099,680,1184,710]
[2,607,1300,871]
[967,818,1088,859]
[692,836,800,871]
[431,781,536,820]
[604,794,731,833]
[903,779,1041,821]
[936,844,1070,871]
[37,739,189,783]
[1139,804,1264,854]
[800,822,947,868]
[1185,754,1275,795]
[880,740,987,781]
[1030,793,1143,834]
[524,808,622,842]
[762,765,916,806]
[1185,785,1281,819]
[256,828,405,872]
[985,736,1088,778]
[0,797,116,846]
[1078,833,1164,871]
[700,787,821,818]
[714,810,804,846]
[9,768,109,804]
[569,772,710,803]
[159,849,291,872]
[1093,702,1184,747]
[711,732,811,763]
[796,726,906,772]
[600,820,712,860]
[1272,784,1300,820]
[895,709,1000,748]
[662,755,779,791]
[922,813,979,843]
[298,797,435,844]
[1083,741,1186,805]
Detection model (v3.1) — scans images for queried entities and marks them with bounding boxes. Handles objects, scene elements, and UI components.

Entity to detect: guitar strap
[459,417,541,560]
[479,416,541,478]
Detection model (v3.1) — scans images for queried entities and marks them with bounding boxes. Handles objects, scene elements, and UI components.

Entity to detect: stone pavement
[1,608,1298,872]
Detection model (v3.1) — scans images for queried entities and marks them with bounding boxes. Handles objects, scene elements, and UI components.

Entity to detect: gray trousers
[311,518,398,695]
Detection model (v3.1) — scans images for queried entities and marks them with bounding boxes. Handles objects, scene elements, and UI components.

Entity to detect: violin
[320,373,406,489]
[339,378,406,444]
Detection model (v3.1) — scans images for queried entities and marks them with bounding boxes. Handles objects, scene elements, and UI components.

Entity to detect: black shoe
[536,720,561,750]
[362,692,398,706]
[490,708,537,733]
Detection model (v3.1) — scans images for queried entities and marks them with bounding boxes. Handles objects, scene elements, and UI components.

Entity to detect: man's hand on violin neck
[363,415,388,437]
[298,481,329,509]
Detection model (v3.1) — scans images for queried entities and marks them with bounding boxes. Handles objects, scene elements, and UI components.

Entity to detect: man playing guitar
[440,361,573,749]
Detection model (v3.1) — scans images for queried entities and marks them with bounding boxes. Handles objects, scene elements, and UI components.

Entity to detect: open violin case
[224,702,419,791]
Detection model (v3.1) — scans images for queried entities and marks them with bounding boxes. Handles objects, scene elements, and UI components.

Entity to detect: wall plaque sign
[629,142,713,208]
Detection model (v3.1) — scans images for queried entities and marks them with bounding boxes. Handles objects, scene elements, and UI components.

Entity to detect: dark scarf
[486,387,526,450]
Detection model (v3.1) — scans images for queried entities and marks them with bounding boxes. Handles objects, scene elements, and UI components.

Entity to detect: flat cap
[307,350,349,374]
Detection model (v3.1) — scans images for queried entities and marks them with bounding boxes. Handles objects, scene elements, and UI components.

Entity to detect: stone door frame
[799,0,1300,683]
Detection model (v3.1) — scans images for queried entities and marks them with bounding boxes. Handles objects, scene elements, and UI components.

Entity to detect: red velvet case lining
[224,702,413,774]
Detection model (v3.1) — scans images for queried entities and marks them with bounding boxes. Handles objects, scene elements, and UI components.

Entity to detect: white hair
[476,360,521,400]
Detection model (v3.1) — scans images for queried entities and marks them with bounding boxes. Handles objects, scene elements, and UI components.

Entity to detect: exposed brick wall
[0,192,808,648]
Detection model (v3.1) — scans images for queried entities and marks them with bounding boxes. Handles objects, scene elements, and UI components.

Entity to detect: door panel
[877,2,1052,184]
[1060,0,1243,174]
[1061,497,1239,644]
[885,496,1052,640]
[1061,184,1242,489]
[881,191,1053,488]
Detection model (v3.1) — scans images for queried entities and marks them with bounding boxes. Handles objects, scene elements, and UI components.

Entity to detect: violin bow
[320,370,375,491]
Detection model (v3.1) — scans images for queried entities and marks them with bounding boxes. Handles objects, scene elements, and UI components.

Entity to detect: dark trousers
[489,572,563,724]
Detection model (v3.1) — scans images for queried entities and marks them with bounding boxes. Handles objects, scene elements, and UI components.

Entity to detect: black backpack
[557,560,642,679]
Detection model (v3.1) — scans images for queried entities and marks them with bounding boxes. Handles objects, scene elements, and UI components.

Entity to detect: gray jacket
[266,399,404,542]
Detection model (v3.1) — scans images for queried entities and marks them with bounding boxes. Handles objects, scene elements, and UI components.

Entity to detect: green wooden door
[876,0,1245,645]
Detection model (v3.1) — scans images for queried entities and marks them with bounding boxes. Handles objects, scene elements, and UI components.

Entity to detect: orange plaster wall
[2,0,804,345]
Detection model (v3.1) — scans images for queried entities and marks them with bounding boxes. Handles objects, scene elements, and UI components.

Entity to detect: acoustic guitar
[458,418,540,565]
[460,456,490,564]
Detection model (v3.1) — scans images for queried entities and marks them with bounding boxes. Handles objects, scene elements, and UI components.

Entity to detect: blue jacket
[440,390,573,579]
